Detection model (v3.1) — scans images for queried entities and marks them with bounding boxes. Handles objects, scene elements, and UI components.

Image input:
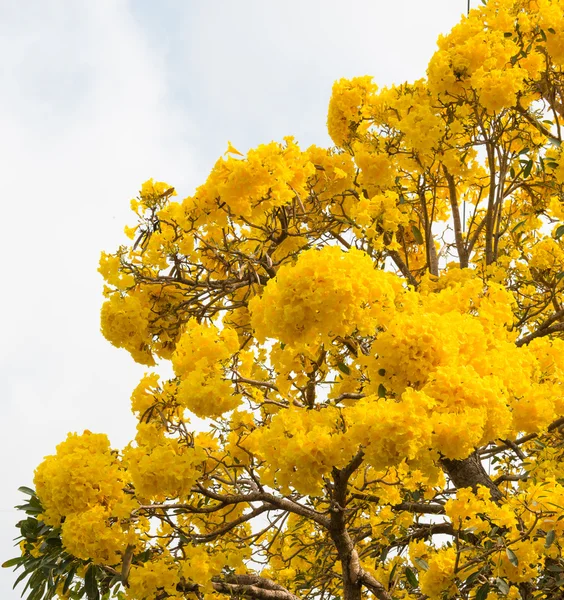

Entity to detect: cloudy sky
[0,0,470,596]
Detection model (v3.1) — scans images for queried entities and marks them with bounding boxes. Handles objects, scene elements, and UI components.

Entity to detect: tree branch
[180,575,302,600]
[194,486,331,528]
[443,166,469,268]
[440,451,502,502]
[515,309,564,346]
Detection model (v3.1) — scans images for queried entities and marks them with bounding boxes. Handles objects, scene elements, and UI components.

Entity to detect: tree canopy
[6,1,564,599]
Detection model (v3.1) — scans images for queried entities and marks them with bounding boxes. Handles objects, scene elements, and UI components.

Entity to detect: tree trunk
[440,452,502,502]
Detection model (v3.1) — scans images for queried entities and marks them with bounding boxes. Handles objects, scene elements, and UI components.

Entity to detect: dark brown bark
[484,142,497,266]
[177,575,301,600]
[515,308,564,347]
[329,454,393,600]
[440,451,503,502]
[443,166,469,268]
[330,456,364,600]
[388,248,418,288]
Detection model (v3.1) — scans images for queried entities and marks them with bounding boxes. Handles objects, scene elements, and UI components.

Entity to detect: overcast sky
[0,0,470,596]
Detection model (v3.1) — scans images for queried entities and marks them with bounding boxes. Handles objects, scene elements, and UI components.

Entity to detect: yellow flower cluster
[125,423,205,501]
[345,390,434,470]
[425,365,512,459]
[306,145,356,204]
[428,2,522,106]
[179,544,241,594]
[519,477,564,537]
[354,150,395,190]
[327,76,377,147]
[538,0,564,64]
[130,178,177,214]
[249,246,401,346]
[369,309,472,394]
[348,191,410,249]
[186,137,315,224]
[127,554,180,600]
[171,319,241,418]
[511,382,559,433]
[362,275,554,454]
[382,81,446,158]
[245,406,353,496]
[34,431,127,526]
[445,486,518,533]
[100,292,155,366]
[427,0,564,114]
[34,431,138,565]
[130,372,161,417]
[473,67,527,114]
[98,252,134,291]
[61,505,135,565]
[529,238,564,273]
[418,546,457,598]
[494,539,546,583]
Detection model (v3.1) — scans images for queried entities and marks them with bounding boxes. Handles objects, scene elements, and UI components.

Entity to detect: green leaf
[15,504,43,516]
[464,570,481,586]
[523,159,533,178]
[178,532,190,545]
[546,529,556,548]
[405,566,418,587]
[63,566,77,595]
[504,31,512,37]
[411,225,424,245]
[506,547,519,567]
[555,224,564,240]
[414,557,429,571]
[2,556,24,569]
[476,583,490,600]
[26,569,45,593]
[548,27,556,34]
[378,383,387,398]
[13,568,30,590]
[545,564,564,572]
[84,565,100,600]
[18,487,35,497]
[75,587,87,599]
[27,581,46,600]
[496,577,510,595]
[337,362,350,376]
[511,220,526,233]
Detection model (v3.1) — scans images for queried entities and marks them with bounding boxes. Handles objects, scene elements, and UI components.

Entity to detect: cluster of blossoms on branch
[6,0,564,599]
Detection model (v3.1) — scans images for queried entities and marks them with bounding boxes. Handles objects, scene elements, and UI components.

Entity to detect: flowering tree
[6,1,564,599]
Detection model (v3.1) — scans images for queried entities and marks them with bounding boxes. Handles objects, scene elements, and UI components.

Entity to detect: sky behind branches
[0,1,470,596]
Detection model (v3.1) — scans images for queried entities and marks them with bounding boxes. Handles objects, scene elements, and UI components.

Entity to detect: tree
[6,0,564,599]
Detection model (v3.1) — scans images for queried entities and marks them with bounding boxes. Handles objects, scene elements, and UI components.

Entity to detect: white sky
[0,0,470,596]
